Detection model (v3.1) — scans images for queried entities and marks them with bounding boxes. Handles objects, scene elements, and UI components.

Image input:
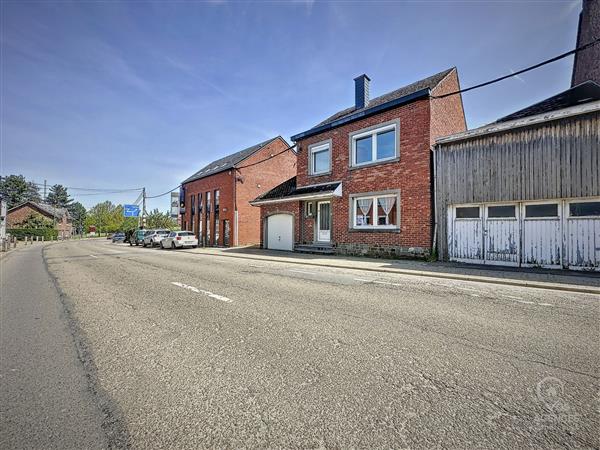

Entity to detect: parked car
[106,233,114,240]
[161,231,198,249]
[129,229,147,246]
[124,229,134,244]
[112,232,126,243]
[143,229,170,247]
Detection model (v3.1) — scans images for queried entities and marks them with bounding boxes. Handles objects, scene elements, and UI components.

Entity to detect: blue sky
[1,0,582,210]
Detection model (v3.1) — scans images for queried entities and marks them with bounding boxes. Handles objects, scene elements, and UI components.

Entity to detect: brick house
[251,69,466,257]
[7,201,72,238]
[180,136,296,247]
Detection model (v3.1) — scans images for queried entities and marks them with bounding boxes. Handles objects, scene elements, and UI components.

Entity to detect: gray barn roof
[496,81,600,123]
[182,136,287,184]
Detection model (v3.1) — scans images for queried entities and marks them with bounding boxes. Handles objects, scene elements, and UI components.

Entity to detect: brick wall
[572,0,600,86]
[235,138,297,246]
[295,98,434,255]
[182,137,296,247]
[430,68,467,144]
[7,204,72,238]
[181,170,234,246]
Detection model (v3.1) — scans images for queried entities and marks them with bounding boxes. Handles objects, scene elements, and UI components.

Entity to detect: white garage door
[267,214,293,251]
[447,197,600,271]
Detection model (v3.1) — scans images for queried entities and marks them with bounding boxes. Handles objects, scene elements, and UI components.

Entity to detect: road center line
[171,282,232,303]
[90,255,98,258]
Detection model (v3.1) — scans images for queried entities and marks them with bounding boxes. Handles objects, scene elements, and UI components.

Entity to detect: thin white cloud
[509,68,526,84]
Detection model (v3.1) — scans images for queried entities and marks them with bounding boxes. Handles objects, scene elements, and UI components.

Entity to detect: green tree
[68,202,87,234]
[146,208,177,229]
[15,212,54,229]
[85,202,140,234]
[46,184,73,208]
[0,175,41,208]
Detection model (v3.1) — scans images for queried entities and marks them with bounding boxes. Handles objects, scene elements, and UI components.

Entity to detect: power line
[432,36,600,99]
[31,183,143,192]
[235,144,297,170]
[145,186,181,199]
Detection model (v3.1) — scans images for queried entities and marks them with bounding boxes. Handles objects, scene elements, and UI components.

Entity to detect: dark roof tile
[183,136,286,184]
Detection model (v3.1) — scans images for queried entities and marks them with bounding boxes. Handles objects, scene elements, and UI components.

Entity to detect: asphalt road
[3,239,600,448]
[0,244,109,449]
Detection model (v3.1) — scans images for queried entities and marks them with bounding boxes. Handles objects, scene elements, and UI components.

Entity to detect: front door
[317,201,331,242]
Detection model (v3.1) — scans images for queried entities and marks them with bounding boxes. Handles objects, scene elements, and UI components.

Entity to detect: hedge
[7,228,59,240]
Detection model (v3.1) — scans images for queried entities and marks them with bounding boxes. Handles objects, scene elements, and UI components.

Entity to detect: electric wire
[431,37,600,99]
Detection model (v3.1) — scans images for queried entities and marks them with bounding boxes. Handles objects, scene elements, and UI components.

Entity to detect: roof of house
[496,81,600,123]
[290,68,455,141]
[436,99,600,145]
[182,136,288,184]
[8,201,69,220]
[251,177,342,204]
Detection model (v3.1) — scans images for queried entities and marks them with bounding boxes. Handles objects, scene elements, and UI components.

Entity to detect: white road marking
[249,264,265,268]
[90,255,98,258]
[171,282,232,303]
[502,295,524,300]
[538,302,555,307]
[354,278,374,283]
[287,269,318,275]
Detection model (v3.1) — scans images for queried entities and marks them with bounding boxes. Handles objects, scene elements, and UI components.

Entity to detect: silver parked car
[160,231,198,249]
[143,229,170,247]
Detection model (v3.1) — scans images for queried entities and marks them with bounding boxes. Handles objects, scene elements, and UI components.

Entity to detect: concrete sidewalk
[185,246,600,294]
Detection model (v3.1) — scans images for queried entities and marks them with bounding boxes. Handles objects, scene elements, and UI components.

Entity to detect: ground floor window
[351,193,399,229]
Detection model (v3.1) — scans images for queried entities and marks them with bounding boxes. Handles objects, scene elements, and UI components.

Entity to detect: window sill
[308,171,332,178]
[348,227,401,233]
[349,157,399,171]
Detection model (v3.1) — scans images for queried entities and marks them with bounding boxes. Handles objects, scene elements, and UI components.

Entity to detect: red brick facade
[7,203,72,238]
[258,69,465,258]
[181,137,296,247]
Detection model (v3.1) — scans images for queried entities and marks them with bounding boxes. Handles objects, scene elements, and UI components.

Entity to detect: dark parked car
[112,232,126,243]
[130,229,147,246]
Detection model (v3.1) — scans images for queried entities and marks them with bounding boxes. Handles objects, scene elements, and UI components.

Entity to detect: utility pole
[141,187,146,228]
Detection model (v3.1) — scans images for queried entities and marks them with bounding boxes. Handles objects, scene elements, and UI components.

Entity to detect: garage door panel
[522,219,562,267]
[484,204,519,265]
[267,214,293,251]
[451,219,483,261]
[566,219,600,270]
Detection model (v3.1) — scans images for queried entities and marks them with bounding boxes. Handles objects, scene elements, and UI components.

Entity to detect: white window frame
[566,197,600,219]
[309,142,331,175]
[351,123,398,167]
[351,193,400,229]
[305,201,314,217]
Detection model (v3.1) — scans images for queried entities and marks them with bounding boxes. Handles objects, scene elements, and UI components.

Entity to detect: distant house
[180,136,296,247]
[251,69,466,257]
[434,81,600,271]
[7,201,73,239]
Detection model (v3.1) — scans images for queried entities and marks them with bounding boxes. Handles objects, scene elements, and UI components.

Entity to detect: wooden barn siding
[434,111,600,260]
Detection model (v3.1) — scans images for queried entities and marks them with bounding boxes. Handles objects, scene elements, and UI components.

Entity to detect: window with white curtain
[352,193,399,229]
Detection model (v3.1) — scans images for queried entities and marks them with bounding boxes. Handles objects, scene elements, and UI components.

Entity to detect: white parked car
[161,231,198,249]
[143,229,170,247]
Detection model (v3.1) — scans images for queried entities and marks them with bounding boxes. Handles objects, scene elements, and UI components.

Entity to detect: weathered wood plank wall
[434,110,600,260]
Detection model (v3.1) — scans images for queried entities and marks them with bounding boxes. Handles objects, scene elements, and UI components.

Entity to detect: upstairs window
[351,122,398,167]
[309,141,331,175]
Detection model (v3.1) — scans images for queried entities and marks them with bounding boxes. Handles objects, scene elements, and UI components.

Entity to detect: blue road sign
[124,204,140,217]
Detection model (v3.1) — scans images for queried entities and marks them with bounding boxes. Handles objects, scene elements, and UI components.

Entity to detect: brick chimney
[354,74,371,109]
